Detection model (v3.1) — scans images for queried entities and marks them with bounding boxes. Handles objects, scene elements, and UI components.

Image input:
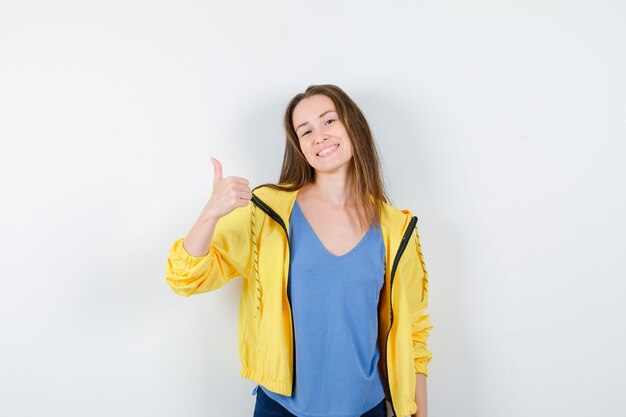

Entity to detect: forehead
[292,94,337,126]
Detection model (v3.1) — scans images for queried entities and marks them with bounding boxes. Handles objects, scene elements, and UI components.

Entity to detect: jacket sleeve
[401,218,434,376]
[165,202,254,297]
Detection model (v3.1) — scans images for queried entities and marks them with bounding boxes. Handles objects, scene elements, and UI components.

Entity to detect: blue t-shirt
[258,200,386,417]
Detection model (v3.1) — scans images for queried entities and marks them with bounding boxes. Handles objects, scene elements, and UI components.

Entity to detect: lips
[316,144,339,157]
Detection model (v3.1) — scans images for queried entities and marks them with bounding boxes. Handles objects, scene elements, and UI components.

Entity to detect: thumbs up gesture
[199,157,253,221]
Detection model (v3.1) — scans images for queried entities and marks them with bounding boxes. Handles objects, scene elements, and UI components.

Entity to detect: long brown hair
[255,84,391,229]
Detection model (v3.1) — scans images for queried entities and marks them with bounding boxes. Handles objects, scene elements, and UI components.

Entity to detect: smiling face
[292,94,354,178]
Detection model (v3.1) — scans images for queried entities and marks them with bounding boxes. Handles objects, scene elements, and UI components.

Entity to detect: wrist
[198,212,220,225]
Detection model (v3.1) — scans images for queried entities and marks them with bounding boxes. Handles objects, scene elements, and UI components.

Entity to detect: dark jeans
[253,386,387,417]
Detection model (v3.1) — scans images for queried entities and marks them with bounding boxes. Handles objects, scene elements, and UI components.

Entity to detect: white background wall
[1,1,625,416]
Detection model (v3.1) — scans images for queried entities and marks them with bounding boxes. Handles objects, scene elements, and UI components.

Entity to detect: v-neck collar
[291,199,373,258]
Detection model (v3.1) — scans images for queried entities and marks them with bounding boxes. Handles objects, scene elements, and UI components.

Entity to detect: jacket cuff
[414,358,429,377]
[170,237,209,267]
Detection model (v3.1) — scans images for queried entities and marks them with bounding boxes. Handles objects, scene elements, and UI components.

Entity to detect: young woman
[165,84,433,417]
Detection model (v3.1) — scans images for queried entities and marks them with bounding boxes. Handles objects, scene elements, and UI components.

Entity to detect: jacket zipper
[250,194,297,393]
[251,193,417,416]
[385,215,418,417]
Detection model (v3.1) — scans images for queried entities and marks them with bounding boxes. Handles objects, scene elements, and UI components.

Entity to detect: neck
[303,173,353,209]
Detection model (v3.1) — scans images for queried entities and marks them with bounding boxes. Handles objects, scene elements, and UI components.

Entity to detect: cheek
[343,142,352,156]
[337,127,352,145]
[299,141,314,159]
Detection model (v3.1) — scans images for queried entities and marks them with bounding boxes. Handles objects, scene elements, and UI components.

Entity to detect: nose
[314,131,328,144]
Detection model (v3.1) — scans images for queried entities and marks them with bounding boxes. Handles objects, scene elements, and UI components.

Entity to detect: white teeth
[317,144,339,157]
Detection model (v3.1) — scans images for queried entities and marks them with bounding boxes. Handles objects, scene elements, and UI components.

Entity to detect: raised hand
[198,156,252,221]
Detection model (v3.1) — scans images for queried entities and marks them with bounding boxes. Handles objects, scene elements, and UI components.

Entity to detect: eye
[300,119,335,137]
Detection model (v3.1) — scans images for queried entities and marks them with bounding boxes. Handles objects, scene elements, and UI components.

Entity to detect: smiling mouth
[316,144,339,157]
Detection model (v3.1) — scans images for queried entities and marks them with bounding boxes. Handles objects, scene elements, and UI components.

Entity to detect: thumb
[210,156,223,183]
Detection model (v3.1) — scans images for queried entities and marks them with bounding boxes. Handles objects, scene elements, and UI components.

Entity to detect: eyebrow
[295,110,335,132]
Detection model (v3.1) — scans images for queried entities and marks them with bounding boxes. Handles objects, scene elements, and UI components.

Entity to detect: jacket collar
[252,184,414,239]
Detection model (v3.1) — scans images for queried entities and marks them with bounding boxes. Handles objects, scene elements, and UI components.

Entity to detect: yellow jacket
[165,184,433,417]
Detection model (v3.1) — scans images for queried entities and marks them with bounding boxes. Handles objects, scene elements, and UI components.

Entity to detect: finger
[210,157,223,182]
[236,191,252,201]
[231,183,251,193]
[229,176,249,185]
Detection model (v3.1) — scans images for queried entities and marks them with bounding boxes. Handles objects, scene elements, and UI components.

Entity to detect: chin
[312,159,351,172]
